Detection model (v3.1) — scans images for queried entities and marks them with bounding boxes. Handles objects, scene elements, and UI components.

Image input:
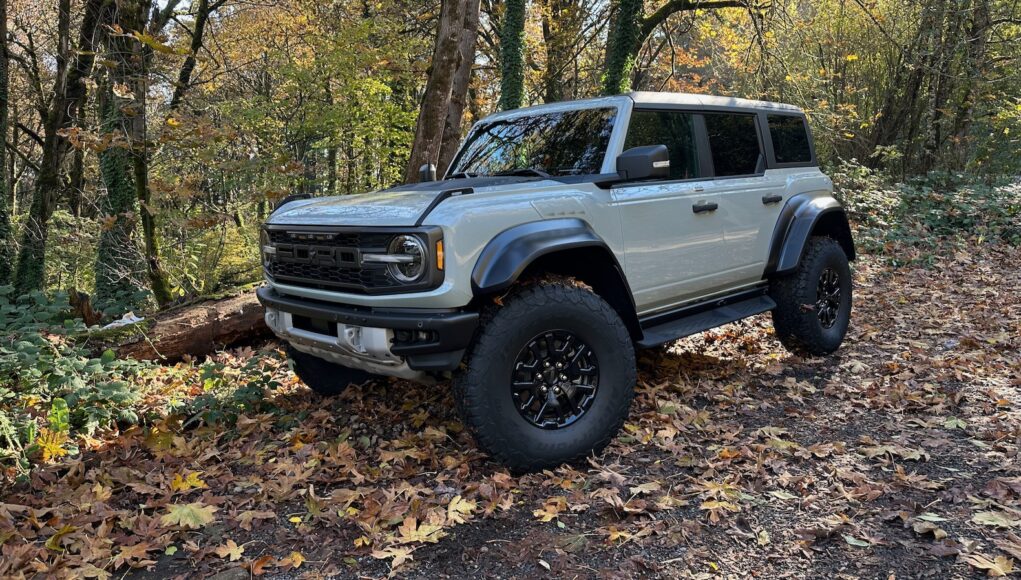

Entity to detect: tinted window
[704,114,762,177]
[623,110,700,180]
[768,115,813,164]
[449,108,616,177]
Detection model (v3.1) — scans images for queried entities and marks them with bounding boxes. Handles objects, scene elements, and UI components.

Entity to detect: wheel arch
[471,219,642,340]
[766,193,856,277]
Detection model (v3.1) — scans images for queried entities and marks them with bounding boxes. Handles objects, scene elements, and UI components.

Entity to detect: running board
[636,295,776,348]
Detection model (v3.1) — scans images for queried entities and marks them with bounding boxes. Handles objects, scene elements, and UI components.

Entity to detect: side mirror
[616,145,670,182]
[419,163,437,182]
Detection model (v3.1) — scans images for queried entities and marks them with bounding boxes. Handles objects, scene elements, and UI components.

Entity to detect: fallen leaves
[962,554,1015,577]
[1,240,1019,578]
[214,540,245,561]
[161,502,218,529]
[972,511,1021,529]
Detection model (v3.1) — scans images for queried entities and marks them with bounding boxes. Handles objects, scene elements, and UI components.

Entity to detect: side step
[636,295,776,348]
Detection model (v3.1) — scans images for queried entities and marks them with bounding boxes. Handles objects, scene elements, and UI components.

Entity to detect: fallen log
[112,291,270,362]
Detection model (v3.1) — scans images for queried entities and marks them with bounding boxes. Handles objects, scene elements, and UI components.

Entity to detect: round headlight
[387,235,427,283]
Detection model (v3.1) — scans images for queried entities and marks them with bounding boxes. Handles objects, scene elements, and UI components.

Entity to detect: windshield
[448,107,617,178]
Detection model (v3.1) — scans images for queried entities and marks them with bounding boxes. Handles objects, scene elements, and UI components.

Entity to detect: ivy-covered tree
[499,0,528,110]
[0,0,13,285]
[92,0,151,312]
[602,0,745,95]
[13,0,102,293]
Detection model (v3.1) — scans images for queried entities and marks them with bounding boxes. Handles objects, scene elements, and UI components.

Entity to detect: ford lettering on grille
[274,244,360,268]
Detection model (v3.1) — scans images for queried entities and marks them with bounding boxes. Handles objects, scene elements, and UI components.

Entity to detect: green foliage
[0,288,150,474]
[834,161,1021,263]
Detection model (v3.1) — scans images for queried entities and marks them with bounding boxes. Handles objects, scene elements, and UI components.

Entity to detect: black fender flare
[765,193,856,276]
[472,218,620,294]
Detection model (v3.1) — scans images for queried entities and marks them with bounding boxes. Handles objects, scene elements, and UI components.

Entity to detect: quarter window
[768,115,813,164]
[623,111,701,180]
[704,114,762,177]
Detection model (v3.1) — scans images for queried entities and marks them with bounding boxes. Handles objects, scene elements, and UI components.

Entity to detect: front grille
[268,260,399,292]
[264,228,398,293]
[263,225,443,294]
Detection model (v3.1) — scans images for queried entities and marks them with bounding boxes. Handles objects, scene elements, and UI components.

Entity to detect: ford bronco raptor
[257,92,855,471]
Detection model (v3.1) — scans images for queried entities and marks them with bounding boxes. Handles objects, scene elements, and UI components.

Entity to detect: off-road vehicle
[257,92,855,471]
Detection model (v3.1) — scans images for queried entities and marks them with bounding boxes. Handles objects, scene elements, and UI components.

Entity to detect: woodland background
[0,0,1018,312]
[0,1,1020,578]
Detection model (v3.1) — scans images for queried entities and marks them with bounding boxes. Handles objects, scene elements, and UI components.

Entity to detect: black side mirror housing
[616,145,670,182]
[420,163,437,182]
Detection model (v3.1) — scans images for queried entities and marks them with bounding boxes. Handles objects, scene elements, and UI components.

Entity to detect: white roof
[630,91,803,112]
[483,93,802,123]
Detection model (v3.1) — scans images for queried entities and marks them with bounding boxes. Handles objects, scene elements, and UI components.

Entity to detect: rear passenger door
[611,110,723,313]
[698,113,782,288]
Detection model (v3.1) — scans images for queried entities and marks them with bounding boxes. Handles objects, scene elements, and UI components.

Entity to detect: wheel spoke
[533,400,549,425]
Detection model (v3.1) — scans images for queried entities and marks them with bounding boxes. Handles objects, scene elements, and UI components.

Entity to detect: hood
[267,176,555,227]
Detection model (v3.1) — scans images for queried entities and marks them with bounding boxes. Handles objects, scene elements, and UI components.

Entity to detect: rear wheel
[770,236,853,356]
[453,279,636,472]
[286,346,374,396]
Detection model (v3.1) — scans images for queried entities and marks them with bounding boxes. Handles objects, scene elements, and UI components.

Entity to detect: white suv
[258,92,856,471]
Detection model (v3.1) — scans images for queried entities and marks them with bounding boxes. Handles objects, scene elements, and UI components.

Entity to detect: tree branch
[640,0,748,40]
[16,123,44,147]
[6,142,41,173]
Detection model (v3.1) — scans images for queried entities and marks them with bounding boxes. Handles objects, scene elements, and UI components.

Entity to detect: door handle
[692,201,719,214]
[762,194,783,205]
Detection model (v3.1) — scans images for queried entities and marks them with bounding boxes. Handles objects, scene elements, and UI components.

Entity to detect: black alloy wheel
[816,268,842,329]
[511,330,599,429]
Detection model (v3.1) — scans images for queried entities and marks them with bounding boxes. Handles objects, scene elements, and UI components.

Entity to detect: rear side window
[623,110,701,180]
[704,114,762,177]
[768,115,813,164]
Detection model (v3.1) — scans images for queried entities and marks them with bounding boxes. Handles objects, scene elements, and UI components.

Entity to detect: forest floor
[2,238,1020,579]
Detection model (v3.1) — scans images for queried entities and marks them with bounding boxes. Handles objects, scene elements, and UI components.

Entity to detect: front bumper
[256,287,478,377]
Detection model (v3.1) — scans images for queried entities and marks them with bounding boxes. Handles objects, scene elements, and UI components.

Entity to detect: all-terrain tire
[287,346,374,396]
[770,236,853,356]
[453,279,636,472]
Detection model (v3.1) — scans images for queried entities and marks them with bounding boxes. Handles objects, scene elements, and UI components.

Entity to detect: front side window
[704,114,762,177]
[768,114,813,164]
[448,108,617,177]
[623,110,700,180]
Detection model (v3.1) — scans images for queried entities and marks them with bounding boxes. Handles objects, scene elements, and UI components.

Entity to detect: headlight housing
[386,235,428,283]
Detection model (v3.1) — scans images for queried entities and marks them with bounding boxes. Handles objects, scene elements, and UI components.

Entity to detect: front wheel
[453,279,636,472]
[286,346,374,396]
[770,236,853,356]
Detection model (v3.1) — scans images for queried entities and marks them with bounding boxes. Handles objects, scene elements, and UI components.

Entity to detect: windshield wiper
[447,171,478,179]
[492,168,553,179]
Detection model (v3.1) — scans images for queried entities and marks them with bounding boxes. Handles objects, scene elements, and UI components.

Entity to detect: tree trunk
[949,0,990,168]
[405,0,478,183]
[94,0,152,313]
[603,0,644,95]
[437,0,483,176]
[14,0,102,294]
[602,0,744,96]
[499,0,528,110]
[94,80,148,314]
[0,0,12,286]
[112,292,270,362]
